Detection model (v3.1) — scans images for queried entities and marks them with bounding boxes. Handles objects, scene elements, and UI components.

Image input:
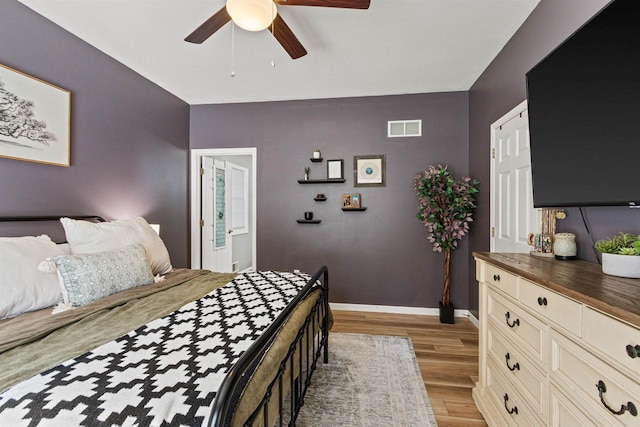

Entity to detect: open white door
[490,100,539,253]
[202,158,232,272]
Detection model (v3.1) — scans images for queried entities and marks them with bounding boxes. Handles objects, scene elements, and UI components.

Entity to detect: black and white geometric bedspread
[0,271,313,426]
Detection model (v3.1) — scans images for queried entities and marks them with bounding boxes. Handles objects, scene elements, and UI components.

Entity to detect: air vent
[388,120,422,138]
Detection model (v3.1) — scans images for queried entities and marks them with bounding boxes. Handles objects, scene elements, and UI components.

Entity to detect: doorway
[190,148,257,272]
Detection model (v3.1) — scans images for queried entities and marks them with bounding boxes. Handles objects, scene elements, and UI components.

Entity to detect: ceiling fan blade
[274,0,370,9]
[185,7,231,44]
[269,15,308,59]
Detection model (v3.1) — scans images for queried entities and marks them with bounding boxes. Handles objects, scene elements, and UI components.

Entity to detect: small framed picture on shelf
[354,154,385,187]
[342,193,361,208]
[327,159,344,180]
[342,194,352,208]
[351,193,361,208]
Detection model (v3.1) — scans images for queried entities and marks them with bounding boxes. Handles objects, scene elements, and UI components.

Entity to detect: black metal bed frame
[211,265,329,427]
[0,215,330,427]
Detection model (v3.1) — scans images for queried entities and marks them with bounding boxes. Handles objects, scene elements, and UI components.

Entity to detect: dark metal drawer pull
[493,274,501,281]
[505,312,520,328]
[596,380,638,416]
[503,393,518,415]
[626,344,640,359]
[537,297,548,306]
[505,353,520,371]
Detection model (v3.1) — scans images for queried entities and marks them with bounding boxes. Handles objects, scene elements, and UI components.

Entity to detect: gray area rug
[295,333,438,426]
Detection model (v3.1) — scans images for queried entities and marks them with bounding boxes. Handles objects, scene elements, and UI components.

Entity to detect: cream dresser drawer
[487,325,547,419]
[486,359,544,427]
[551,331,640,426]
[519,279,582,336]
[488,288,547,367]
[483,263,518,299]
[549,385,612,427]
[583,307,640,378]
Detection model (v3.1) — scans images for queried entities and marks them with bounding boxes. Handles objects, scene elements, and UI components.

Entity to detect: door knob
[218,212,224,219]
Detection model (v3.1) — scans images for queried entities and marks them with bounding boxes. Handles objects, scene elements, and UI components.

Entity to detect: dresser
[473,252,640,427]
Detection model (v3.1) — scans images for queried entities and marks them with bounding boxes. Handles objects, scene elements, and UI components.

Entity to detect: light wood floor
[331,310,487,427]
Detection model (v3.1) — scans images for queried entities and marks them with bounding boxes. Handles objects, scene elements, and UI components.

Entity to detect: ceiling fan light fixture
[226,0,277,32]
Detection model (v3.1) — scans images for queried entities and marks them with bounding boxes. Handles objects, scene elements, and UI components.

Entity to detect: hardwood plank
[436,416,489,427]
[445,400,487,419]
[430,398,448,416]
[332,310,487,426]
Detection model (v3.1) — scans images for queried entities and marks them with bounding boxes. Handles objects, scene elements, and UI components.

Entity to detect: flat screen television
[526,0,640,208]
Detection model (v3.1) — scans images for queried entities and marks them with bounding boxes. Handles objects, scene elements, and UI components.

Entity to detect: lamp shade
[226,0,277,32]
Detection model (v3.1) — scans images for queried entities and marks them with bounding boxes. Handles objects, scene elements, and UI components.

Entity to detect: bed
[0,215,330,426]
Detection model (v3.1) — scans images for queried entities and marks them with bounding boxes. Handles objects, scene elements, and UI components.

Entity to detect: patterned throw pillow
[51,243,154,307]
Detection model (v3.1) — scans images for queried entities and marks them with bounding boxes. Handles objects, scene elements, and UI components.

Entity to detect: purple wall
[0,1,191,266]
[191,93,471,308]
[6,0,628,314]
[466,0,640,318]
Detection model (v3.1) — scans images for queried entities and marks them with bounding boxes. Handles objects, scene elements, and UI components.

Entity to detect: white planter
[601,253,640,279]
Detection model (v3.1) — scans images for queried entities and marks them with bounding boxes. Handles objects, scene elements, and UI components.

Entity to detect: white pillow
[0,235,64,319]
[60,217,172,275]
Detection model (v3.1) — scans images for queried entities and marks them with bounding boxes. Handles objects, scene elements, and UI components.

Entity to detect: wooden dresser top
[473,252,640,328]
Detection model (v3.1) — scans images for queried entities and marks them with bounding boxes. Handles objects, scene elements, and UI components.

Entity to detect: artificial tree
[414,165,479,323]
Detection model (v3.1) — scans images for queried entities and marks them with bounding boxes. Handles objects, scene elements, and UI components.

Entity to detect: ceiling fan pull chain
[270,5,276,67]
[230,22,236,78]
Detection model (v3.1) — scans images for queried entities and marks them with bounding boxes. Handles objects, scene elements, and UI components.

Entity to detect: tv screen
[526,0,640,208]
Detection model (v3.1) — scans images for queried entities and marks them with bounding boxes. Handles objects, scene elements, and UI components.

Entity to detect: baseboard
[330,302,471,319]
[467,311,479,329]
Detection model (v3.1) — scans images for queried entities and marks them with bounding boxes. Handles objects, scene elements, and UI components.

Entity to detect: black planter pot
[439,301,455,324]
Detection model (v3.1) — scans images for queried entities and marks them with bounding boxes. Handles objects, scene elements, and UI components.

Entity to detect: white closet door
[491,101,539,253]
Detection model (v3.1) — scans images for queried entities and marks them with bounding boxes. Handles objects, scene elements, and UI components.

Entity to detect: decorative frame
[354,154,386,187]
[342,193,361,209]
[350,193,361,208]
[327,159,344,180]
[0,63,71,167]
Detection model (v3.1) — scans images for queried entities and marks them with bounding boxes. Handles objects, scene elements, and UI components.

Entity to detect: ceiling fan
[184,0,371,59]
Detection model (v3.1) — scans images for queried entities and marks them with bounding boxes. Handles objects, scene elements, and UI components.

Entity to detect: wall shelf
[298,179,345,184]
[342,207,367,211]
[314,197,327,202]
[296,219,321,224]
[310,158,323,163]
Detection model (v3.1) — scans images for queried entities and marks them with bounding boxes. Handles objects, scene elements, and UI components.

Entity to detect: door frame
[490,99,531,252]
[190,147,257,270]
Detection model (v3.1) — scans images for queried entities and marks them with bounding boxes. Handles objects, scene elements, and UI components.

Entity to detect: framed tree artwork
[354,154,386,187]
[0,63,71,167]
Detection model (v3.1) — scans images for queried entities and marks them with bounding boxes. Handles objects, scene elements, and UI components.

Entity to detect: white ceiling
[18,0,540,105]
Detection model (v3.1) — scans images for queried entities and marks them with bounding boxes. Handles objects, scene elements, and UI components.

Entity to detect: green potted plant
[594,232,640,278]
[414,165,479,324]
